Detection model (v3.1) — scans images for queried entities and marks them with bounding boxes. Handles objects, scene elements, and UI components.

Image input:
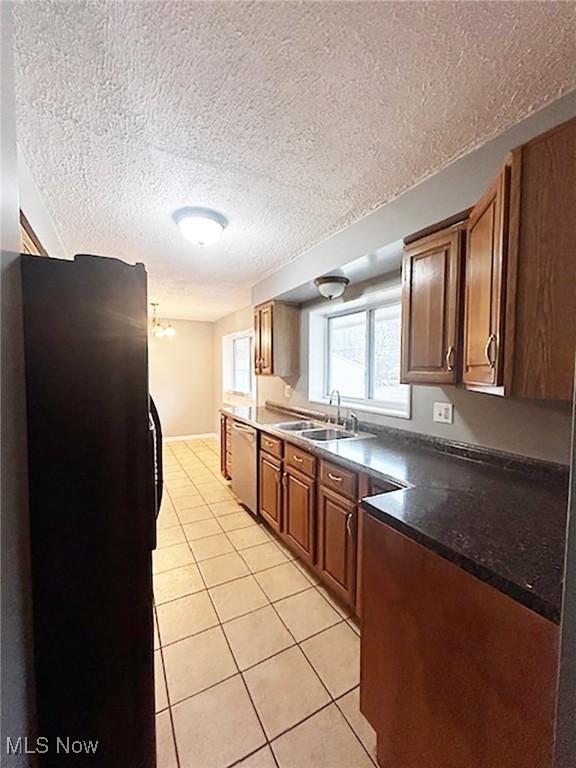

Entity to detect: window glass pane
[328,311,366,398]
[373,304,407,408]
[233,336,252,393]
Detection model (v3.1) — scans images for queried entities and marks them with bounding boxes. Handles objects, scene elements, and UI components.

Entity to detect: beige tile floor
[155,437,376,768]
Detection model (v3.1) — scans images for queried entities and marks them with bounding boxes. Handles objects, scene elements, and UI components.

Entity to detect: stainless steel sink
[299,428,358,441]
[273,421,321,431]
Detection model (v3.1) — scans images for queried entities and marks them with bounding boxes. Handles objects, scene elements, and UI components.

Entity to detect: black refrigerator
[21,253,162,767]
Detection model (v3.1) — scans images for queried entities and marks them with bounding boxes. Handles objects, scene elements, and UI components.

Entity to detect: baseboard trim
[164,433,218,443]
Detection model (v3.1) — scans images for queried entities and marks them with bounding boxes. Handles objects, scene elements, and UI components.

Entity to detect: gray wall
[253,94,576,465]
[1,1,36,762]
[257,289,572,464]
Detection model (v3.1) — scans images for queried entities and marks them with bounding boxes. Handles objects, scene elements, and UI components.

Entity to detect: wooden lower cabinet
[360,513,559,768]
[259,451,282,533]
[220,414,231,480]
[317,485,356,606]
[282,466,315,565]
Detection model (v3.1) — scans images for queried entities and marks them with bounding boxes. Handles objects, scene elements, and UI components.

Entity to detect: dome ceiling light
[173,206,228,247]
[314,275,350,300]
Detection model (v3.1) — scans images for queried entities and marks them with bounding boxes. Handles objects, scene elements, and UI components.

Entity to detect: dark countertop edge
[361,498,559,624]
[221,405,564,624]
[220,406,412,487]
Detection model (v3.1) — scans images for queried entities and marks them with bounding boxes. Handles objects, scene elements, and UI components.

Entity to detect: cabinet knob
[445,345,455,371]
[484,334,497,368]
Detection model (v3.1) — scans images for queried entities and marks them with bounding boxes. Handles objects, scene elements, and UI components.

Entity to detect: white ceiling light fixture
[173,206,228,246]
[314,275,350,300]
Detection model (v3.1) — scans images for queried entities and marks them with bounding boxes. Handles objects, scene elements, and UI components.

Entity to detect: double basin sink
[272,420,374,442]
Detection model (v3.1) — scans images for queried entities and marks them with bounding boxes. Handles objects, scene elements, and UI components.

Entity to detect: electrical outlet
[433,402,454,424]
[284,384,292,399]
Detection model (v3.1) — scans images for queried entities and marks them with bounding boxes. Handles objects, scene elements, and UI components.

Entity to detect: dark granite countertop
[222,405,569,623]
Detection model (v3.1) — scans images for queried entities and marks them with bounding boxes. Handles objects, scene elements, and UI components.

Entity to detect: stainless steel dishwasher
[230,420,257,515]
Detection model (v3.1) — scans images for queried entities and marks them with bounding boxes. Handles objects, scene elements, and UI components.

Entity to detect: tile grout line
[161,447,371,766]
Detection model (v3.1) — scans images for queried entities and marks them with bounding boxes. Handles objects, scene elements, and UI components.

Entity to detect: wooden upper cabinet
[253,301,300,377]
[508,118,576,400]
[259,302,274,375]
[317,485,357,607]
[282,466,315,564]
[259,451,282,533]
[462,167,510,391]
[401,224,464,384]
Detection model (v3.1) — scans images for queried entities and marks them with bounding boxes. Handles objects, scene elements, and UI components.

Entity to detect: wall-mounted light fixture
[173,206,228,246]
[314,275,350,300]
[150,303,176,338]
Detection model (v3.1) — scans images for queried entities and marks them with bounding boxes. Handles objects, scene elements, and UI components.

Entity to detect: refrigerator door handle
[149,396,164,515]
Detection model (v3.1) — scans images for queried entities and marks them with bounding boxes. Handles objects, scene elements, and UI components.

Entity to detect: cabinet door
[317,486,356,607]
[401,226,463,384]
[253,309,261,375]
[282,467,315,564]
[259,452,282,533]
[463,167,510,389]
[259,302,274,375]
[360,513,558,768]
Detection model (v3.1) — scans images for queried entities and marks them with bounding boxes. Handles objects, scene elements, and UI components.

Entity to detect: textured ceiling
[13,1,576,321]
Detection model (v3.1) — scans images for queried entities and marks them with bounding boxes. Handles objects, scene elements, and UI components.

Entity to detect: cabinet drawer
[320,460,357,500]
[260,433,283,459]
[286,444,316,477]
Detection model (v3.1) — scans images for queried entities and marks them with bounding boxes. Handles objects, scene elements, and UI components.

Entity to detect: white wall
[149,319,214,438]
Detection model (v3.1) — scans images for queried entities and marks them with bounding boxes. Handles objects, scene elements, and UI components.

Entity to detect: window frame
[309,285,411,419]
[222,329,255,402]
[232,334,253,395]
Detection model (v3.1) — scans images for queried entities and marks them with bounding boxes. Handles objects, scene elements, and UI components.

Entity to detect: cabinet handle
[264,439,275,448]
[282,473,287,487]
[292,455,303,464]
[484,334,497,369]
[445,345,455,371]
[345,511,354,536]
[327,472,342,483]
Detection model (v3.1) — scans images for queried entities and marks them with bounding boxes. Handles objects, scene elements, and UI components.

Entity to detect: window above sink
[308,284,411,419]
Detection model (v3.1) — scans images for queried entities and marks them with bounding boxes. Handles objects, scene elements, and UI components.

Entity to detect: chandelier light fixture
[150,303,176,338]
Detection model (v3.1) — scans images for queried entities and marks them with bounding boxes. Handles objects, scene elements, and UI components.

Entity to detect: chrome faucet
[329,389,342,426]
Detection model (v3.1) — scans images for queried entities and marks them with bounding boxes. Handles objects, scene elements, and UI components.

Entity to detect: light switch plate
[433,402,454,424]
[284,384,292,399]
